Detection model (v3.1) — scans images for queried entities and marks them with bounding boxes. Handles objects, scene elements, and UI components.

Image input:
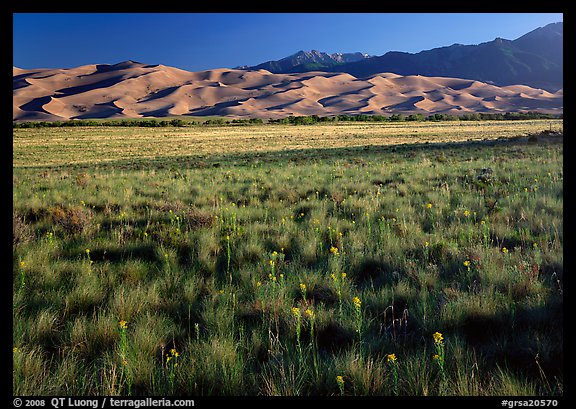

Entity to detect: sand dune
[12,61,563,121]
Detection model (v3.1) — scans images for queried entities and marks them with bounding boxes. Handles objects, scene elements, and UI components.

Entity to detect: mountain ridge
[239,50,371,73]
[241,22,563,92]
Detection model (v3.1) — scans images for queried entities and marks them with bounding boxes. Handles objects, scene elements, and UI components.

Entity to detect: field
[13,120,563,396]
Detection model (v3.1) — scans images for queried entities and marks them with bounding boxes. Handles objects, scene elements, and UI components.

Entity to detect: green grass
[13,121,563,396]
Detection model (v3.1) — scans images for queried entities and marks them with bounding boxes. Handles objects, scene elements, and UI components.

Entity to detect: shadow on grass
[460,296,562,383]
[19,132,563,172]
[60,243,160,264]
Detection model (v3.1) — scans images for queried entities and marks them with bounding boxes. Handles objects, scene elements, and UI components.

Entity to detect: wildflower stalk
[162,248,171,275]
[387,353,399,396]
[432,331,446,395]
[480,220,490,248]
[85,248,93,274]
[292,307,303,368]
[353,296,362,343]
[165,348,180,394]
[336,375,345,396]
[425,202,435,231]
[45,230,55,246]
[118,320,132,395]
[194,323,200,342]
[18,260,26,292]
[332,272,347,321]
[299,283,307,303]
[226,235,232,286]
[306,308,319,379]
[366,212,372,238]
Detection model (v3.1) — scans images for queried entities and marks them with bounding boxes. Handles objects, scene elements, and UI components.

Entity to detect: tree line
[13,112,560,128]
[268,112,561,124]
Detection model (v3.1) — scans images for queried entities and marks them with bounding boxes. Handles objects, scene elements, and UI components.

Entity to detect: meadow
[13,120,563,396]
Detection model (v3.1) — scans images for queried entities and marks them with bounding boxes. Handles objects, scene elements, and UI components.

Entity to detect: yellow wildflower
[300,283,306,291]
[119,320,128,329]
[433,331,443,344]
[463,260,470,267]
[502,247,509,254]
[292,307,301,318]
[341,273,347,279]
[353,296,361,309]
[426,203,433,209]
[463,210,470,217]
[305,309,315,319]
[330,246,339,255]
[387,353,397,363]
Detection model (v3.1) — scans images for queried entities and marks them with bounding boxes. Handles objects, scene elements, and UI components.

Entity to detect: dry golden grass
[13,120,562,168]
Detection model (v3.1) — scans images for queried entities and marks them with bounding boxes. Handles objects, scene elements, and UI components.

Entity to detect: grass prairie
[13,120,563,396]
[13,120,561,167]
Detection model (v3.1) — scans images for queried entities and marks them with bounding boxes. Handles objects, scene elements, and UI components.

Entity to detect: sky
[13,13,563,71]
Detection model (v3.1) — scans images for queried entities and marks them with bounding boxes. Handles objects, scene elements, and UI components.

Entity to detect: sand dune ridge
[13,61,563,121]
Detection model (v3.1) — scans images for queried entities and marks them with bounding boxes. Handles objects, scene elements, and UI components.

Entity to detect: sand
[13,61,563,121]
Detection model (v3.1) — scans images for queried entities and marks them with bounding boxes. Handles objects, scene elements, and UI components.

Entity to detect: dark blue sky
[13,13,563,71]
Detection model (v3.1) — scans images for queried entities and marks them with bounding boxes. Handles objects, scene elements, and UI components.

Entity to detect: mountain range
[239,50,371,73]
[242,22,563,92]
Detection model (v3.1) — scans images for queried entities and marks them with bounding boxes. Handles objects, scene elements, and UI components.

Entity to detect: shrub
[187,208,215,229]
[13,211,34,246]
[48,205,93,235]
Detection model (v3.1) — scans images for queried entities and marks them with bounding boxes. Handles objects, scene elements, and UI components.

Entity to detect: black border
[7,3,571,406]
